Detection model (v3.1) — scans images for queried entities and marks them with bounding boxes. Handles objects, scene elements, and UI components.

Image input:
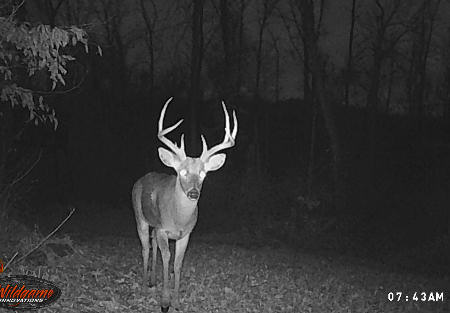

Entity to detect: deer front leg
[136,221,150,287]
[156,230,171,312]
[172,233,191,310]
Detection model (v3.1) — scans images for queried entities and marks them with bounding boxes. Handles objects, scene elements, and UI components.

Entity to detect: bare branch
[4,208,76,271]
[9,149,42,187]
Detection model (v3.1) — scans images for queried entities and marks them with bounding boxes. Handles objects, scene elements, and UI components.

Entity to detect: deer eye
[180,169,187,177]
[199,171,206,179]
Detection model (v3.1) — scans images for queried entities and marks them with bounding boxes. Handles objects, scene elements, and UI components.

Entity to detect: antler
[158,98,186,160]
[200,101,238,161]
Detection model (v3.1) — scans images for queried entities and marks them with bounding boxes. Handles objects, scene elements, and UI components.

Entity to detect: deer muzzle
[186,188,200,200]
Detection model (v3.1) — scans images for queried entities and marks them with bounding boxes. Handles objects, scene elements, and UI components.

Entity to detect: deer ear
[158,147,181,169]
[204,153,226,172]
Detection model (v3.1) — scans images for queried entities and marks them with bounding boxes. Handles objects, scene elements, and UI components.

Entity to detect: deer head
[157,98,238,201]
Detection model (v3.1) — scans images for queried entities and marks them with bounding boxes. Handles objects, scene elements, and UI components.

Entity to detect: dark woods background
[1,0,449,270]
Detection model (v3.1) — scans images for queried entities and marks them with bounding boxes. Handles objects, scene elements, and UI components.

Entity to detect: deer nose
[187,188,200,200]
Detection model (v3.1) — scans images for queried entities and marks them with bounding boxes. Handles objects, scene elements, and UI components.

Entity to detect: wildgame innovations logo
[0,266,61,310]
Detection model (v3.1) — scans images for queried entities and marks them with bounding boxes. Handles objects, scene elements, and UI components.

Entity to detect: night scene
[0,0,448,312]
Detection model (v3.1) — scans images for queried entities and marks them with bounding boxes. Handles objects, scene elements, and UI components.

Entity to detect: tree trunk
[303,42,312,107]
[236,0,246,96]
[273,37,280,102]
[111,15,128,107]
[311,55,342,209]
[139,0,156,96]
[220,0,232,97]
[345,0,357,106]
[385,58,394,113]
[366,50,382,181]
[255,17,266,98]
[306,100,317,197]
[299,0,342,208]
[253,2,271,175]
[189,0,204,155]
[409,0,440,121]
[366,49,382,111]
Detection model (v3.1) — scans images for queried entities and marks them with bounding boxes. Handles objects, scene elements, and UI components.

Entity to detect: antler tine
[231,110,238,139]
[222,101,230,142]
[200,101,238,161]
[179,134,185,151]
[223,101,238,141]
[157,97,186,159]
[201,134,208,152]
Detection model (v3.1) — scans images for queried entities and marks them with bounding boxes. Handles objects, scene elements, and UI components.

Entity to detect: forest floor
[9,233,446,313]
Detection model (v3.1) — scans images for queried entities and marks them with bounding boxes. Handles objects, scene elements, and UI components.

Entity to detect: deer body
[132,98,237,312]
[133,172,198,240]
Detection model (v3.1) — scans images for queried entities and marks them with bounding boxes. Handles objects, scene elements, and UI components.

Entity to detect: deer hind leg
[150,228,157,286]
[136,220,150,287]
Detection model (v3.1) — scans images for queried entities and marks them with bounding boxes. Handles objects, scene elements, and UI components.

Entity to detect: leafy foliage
[0,16,89,127]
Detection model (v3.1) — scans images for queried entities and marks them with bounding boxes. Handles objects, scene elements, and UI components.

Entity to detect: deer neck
[173,177,198,225]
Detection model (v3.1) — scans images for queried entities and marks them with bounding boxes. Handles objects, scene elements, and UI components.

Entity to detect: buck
[132,98,238,312]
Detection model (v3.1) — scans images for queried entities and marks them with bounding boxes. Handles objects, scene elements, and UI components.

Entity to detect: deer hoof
[161,306,169,313]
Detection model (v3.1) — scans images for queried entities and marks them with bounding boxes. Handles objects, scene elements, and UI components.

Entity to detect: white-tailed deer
[132,98,237,312]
